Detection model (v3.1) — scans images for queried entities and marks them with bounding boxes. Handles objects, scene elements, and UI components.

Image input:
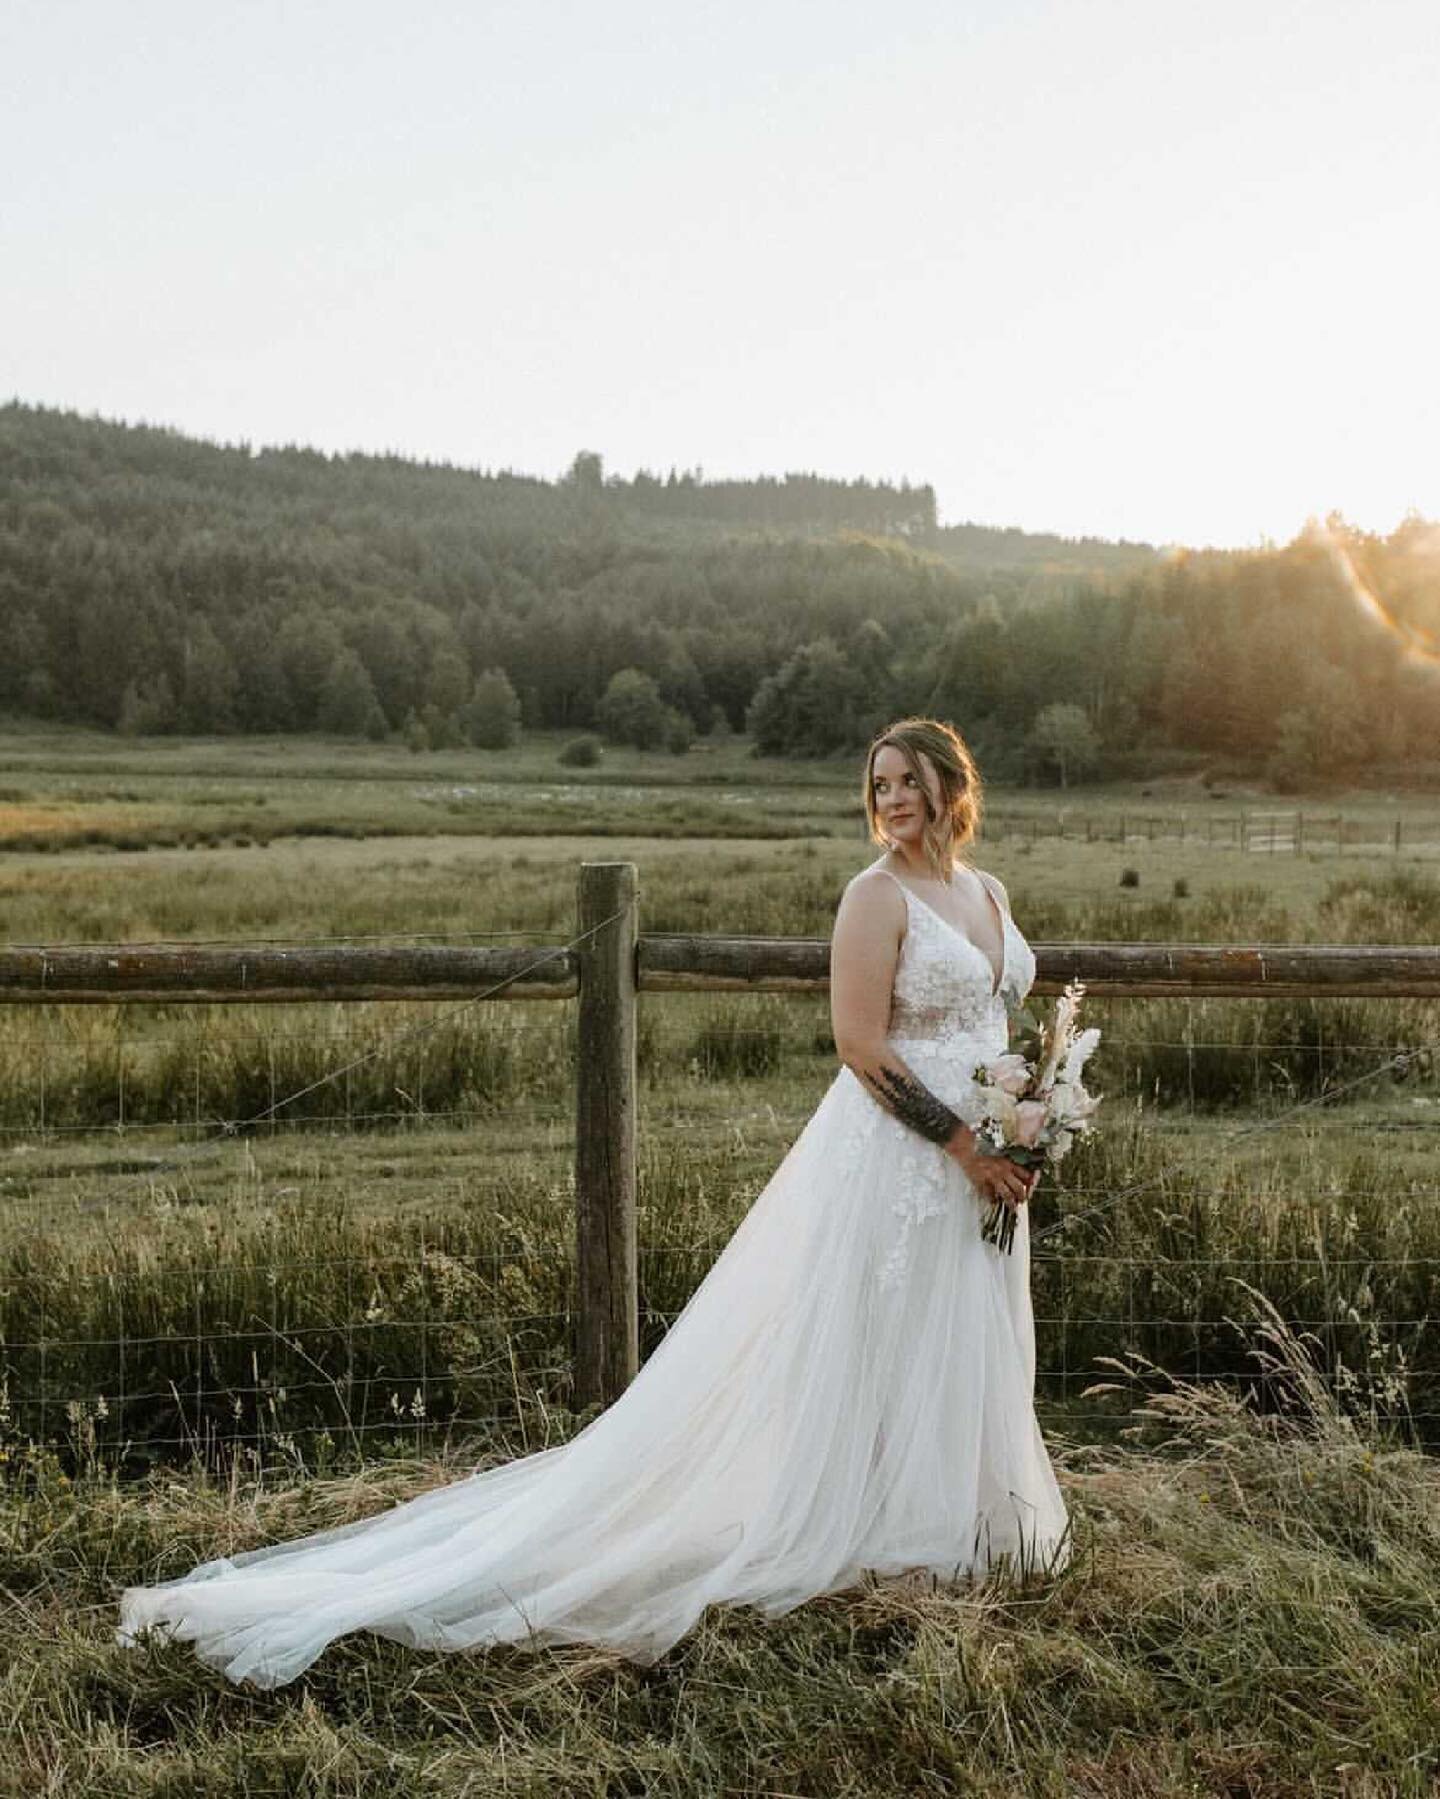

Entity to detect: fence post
[574,861,639,1408]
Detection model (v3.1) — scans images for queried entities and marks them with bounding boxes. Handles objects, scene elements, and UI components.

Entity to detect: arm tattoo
[860,1058,962,1147]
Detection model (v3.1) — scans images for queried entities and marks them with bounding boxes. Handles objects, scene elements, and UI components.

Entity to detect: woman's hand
[944,1125,1038,1211]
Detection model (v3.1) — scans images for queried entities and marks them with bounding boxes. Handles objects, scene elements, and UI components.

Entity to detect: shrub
[597,669,668,749]
[559,735,601,768]
[421,704,464,751]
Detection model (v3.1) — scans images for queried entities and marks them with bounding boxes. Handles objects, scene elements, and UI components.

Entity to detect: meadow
[4,723,1440,866]
[1,728,1438,1794]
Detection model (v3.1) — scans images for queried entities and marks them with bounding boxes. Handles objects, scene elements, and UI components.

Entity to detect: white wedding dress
[118,862,1072,1688]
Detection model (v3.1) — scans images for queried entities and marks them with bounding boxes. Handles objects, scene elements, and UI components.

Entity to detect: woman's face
[871,744,944,851]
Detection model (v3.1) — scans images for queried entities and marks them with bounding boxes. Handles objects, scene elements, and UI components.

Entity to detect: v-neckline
[880,863,1008,999]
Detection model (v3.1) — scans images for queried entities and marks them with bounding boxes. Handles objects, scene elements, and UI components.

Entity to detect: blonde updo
[862,717,984,881]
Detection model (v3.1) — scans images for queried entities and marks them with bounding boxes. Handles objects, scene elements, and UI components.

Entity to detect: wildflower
[1060,1026,1102,1087]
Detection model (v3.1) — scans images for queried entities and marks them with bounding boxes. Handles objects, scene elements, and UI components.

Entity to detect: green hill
[1,400,1433,786]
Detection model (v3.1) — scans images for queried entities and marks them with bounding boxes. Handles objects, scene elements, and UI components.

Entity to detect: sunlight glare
[1309,517,1440,673]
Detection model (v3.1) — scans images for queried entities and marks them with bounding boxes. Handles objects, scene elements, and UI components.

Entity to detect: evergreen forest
[2,401,1436,785]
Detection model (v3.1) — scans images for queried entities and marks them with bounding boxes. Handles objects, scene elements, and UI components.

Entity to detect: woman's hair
[862,717,984,879]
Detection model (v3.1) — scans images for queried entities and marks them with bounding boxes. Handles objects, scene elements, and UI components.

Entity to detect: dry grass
[2,1296,1436,1796]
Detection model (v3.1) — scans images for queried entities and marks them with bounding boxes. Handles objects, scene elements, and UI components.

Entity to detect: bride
[118,716,1072,1688]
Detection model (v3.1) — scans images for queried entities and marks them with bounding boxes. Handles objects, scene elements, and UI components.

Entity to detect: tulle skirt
[118,1043,1072,1688]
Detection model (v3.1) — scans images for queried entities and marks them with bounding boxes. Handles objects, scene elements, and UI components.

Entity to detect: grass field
[3,723,1439,864]
[2,730,1438,1793]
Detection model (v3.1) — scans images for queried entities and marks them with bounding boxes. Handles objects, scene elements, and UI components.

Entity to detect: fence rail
[4,941,1440,1003]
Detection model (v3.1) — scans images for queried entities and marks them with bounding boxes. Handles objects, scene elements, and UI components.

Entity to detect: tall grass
[3,1094,1436,1471]
[1,857,1436,1470]
[0,1002,576,1135]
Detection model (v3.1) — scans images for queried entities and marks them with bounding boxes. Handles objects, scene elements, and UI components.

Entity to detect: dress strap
[870,860,1002,912]
[972,866,1011,919]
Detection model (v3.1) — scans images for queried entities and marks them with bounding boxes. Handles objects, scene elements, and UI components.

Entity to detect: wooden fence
[3,860,1439,1408]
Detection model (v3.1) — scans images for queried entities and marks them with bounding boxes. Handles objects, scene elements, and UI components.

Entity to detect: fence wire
[1,966,1438,1469]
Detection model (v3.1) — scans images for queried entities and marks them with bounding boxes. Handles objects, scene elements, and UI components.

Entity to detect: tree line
[1,402,1435,785]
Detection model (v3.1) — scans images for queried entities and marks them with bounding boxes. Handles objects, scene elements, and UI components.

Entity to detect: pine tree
[461,667,522,749]
[179,620,239,732]
[318,648,387,738]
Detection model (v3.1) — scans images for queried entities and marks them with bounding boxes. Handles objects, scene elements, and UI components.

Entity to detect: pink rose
[1013,1099,1048,1148]
[985,1053,1030,1097]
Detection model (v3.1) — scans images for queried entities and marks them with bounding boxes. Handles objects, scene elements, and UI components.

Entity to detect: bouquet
[970,981,1102,1253]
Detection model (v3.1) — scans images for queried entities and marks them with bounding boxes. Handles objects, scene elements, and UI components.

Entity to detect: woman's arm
[830,873,1033,1211]
[829,873,969,1149]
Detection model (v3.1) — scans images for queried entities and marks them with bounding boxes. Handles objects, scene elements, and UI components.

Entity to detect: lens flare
[1310,518,1440,671]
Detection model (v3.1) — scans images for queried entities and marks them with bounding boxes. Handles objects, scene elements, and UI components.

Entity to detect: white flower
[1038,983,1088,1091]
[981,1088,1021,1135]
[1050,1080,1100,1127]
[1060,1027,1101,1086]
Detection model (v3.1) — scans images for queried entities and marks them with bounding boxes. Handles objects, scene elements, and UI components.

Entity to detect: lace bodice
[839,863,1039,1289]
[880,865,1036,1052]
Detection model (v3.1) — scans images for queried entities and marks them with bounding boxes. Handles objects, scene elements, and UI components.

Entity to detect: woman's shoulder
[843,855,911,900]
[837,858,908,927]
[847,854,901,890]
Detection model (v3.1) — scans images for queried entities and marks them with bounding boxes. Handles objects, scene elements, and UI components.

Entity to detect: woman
[118,716,1072,1688]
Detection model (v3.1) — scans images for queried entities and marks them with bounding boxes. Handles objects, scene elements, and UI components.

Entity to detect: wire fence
[2,916,1438,1473]
[986,805,1440,858]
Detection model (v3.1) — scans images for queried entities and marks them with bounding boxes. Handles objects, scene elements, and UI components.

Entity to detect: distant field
[0,725,1439,952]
[2,725,1439,865]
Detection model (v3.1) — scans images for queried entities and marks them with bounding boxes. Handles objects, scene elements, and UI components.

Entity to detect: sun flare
[1309,518,1440,672]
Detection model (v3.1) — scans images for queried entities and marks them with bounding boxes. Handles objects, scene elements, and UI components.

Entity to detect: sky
[2,0,1437,549]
